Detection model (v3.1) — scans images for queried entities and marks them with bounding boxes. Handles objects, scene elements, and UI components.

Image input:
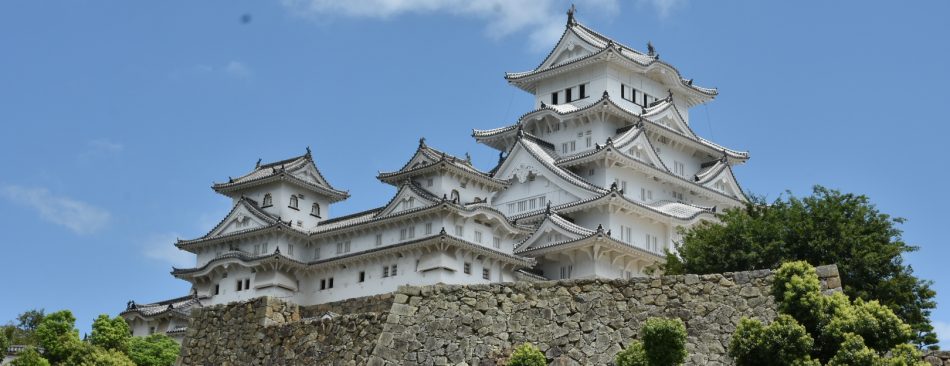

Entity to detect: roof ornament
[540,101,547,108]
[439,227,447,235]
[596,224,604,232]
[127,300,136,310]
[595,143,601,150]
[647,41,657,57]
[516,125,525,139]
[305,146,312,157]
[566,4,577,26]
[641,105,647,115]
[602,90,609,98]
[167,303,174,310]
[667,89,673,101]
[464,152,472,163]
[498,151,506,163]
[686,79,694,86]
[275,246,281,254]
[442,193,448,201]
[545,201,552,215]
[255,159,261,168]
[228,176,233,183]
[609,181,618,191]
[419,137,426,147]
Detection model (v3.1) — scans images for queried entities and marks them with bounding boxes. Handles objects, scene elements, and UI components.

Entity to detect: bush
[127,334,181,366]
[78,346,136,366]
[615,341,647,366]
[772,261,824,334]
[34,310,81,363]
[729,315,816,366]
[10,347,50,366]
[90,315,131,353]
[507,342,546,366]
[640,318,688,366]
[884,344,928,366]
[827,333,879,366]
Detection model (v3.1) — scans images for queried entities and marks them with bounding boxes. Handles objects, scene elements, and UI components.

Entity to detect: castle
[121,9,749,342]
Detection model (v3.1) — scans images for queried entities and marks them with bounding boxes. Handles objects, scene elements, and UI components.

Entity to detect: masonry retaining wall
[180,265,843,366]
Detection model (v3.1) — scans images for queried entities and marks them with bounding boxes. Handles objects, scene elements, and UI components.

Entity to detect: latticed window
[289,195,298,209]
[262,193,273,207]
[311,202,321,217]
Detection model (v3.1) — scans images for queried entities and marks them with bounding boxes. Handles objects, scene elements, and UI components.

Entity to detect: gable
[617,130,666,169]
[377,184,439,217]
[290,162,330,188]
[493,142,597,204]
[702,167,745,202]
[207,203,273,238]
[538,30,600,70]
[515,215,593,252]
[644,103,697,139]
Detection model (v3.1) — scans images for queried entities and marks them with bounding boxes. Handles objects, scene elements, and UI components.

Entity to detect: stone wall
[301,293,395,318]
[925,351,950,366]
[180,265,843,366]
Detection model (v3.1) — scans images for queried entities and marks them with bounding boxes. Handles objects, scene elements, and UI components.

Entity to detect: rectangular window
[408,226,415,239]
[382,266,389,278]
[621,180,628,194]
[586,136,592,148]
[482,268,490,280]
[508,203,516,214]
[640,188,653,201]
[399,228,407,240]
[560,265,573,279]
[570,141,576,152]
[464,262,471,274]
[253,244,260,255]
[589,168,595,176]
[551,92,559,105]
[674,161,685,176]
[288,244,294,256]
[320,279,327,290]
[529,198,536,210]
[475,231,483,243]
[621,84,626,99]
[375,234,382,246]
[236,280,243,291]
[455,225,464,236]
[214,284,220,295]
[517,201,526,212]
[262,243,268,253]
[672,191,684,201]
[359,271,365,282]
[313,246,321,260]
[561,142,568,154]
[426,178,433,187]
[621,225,633,243]
[328,277,334,288]
[425,222,432,235]
[244,278,250,290]
[336,241,350,254]
[493,236,501,249]
[565,87,572,102]
[579,84,587,99]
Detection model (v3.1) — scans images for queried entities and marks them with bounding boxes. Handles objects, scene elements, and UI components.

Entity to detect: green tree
[1,329,10,356]
[127,334,180,366]
[34,310,82,363]
[89,315,131,353]
[507,342,546,366]
[78,346,135,366]
[615,341,647,366]
[666,186,937,347]
[640,318,688,366]
[826,333,879,366]
[10,347,50,366]
[729,315,817,366]
[16,310,45,334]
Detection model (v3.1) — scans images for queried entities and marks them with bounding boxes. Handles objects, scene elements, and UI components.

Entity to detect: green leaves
[615,341,648,366]
[507,342,546,366]
[729,315,816,366]
[640,318,688,366]
[90,315,132,353]
[669,186,937,347]
[127,334,180,366]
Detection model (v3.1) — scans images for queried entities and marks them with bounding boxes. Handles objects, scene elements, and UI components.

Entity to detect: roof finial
[275,246,280,254]
[647,41,656,57]
[545,201,552,215]
[255,158,261,168]
[498,150,506,163]
[305,146,312,156]
[566,4,577,26]
[228,176,233,183]
[596,224,604,232]
[419,137,426,147]
[610,181,618,191]
[516,125,525,139]
[602,90,609,98]
[667,89,673,101]
[465,152,471,163]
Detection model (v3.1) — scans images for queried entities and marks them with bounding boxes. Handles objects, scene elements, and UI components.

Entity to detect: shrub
[34,310,82,363]
[78,346,136,366]
[729,315,816,366]
[615,341,647,366]
[640,317,688,366]
[884,344,928,366]
[127,334,181,366]
[827,333,879,366]
[10,347,50,366]
[507,342,546,366]
[90,315,132,353]
[772,261,824,334]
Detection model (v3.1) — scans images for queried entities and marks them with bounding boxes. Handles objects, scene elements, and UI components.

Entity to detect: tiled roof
[378,139,507,188]
[120,294,203,319]
[510,135,609,195]
[511,188,716,223]
[212,149,349,201]
[516,224,664,260]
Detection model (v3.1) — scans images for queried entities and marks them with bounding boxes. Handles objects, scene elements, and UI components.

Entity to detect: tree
[640,318,688,366]
[615,341,647,366]
[507,342,546,366]
[89,315,131,353]
[1,329,9,356]
[16,310,45,334]
[729,315,817,366]
[78,346,135,366]
[127,334,180,366]
[666,186,937,347]
[34,310,81,363]
[10,347,50,366]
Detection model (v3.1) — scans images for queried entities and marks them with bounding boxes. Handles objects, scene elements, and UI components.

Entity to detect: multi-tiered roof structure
[123,10,748,341]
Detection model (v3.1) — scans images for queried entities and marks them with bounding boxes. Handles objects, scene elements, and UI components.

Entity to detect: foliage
[665,186,937,347]
[1,329,9,356]
[884,344,928,366]
[10,347,50,366]
[17,310,45,334]
[640,317,688,366]
[34,310,81,363]
[826,333,880,366]
[127,334,181,366]
[729,315,816,366]
[615,341,647,366]
[78,346,136,366]
[90,314,131,353]
[507,342,546,366]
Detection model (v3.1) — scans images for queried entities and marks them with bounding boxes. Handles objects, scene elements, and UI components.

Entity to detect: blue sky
[1,0,947,346]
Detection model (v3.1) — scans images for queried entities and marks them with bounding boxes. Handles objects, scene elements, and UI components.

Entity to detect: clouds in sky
[143,232,194,268]
[1,185,111,235]
[171,61,253,81]
[935,320,950,349]
[637,0,686,19]
[280,0,621,50]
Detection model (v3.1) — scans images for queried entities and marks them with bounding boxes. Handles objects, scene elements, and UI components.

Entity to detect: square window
[382,266,389,278]
[493,237,501,249]
[475,231,483,243]
[464,262,471,274]
[391,264,398,276]
[425,223,432,235]
[482,268,490,280]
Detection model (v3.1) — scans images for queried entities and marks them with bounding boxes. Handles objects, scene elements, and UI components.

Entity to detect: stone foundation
[926,351,950,366]
[180,265,843,366]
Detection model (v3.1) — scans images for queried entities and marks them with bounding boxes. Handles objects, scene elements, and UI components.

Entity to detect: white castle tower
[122,10,748,341]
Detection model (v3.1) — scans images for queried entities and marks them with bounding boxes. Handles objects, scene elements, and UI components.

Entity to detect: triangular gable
[613,128,668,170]
[701,165,746,202]
[376,183,440,217]
[494,139,604,200]
[289,160,331,189]
[538,29,600,70]
[206,200,275,238]
[515,214,594,252]
[642,101,696,139]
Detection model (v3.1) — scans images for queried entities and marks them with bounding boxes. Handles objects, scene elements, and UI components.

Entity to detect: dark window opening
[328,278,334,289]
[214,284,220,295]
[244,279,250,290]
[359,271,366,282]
[320,279,327,290]
[565,88,573,102]
[579,84,586,99]
[236,280,243,291]
[551,92,559,104]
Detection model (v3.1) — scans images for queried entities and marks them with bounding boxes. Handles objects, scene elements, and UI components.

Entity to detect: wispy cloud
[143,232,193,268]
[1,185,111,235]
[281,0,620,50]
[88,139,124,154]
[636,0,686,19]
[935,320,950,349]
[223,61,252,79]
[172,60,253,80]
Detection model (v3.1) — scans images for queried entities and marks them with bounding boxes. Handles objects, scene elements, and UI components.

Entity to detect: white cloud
[1,185,111,235]
[636,0,686,19]
[88,139,124,154]
[935,320,950,349]
[281,0,620,50]
[223,61,252,79]
[143,232,194,268]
